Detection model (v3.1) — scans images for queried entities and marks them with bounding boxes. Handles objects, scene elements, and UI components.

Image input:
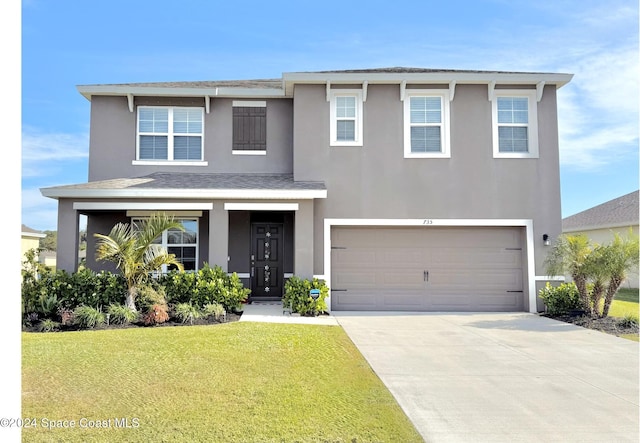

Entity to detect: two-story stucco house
[41,67,573,313]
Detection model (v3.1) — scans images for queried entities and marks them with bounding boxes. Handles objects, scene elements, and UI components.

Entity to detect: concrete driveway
[333,312,639,443]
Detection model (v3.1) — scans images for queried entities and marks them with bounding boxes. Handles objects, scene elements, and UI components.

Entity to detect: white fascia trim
[53,189,327,200]
[77,85,285,101]
[323,218,537,313]
[232,150,267,156]
[126,210,203,217]
[232,100,266,107]
[224,203,299,211]
[284,72,573,86]
[22,232,46,239]
[74,202,214,211]
[131,161,209,166]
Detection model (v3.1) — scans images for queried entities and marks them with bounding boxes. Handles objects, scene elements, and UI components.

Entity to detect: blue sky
[20,0,639,232]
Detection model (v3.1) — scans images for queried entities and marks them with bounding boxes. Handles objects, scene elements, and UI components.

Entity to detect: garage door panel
[429,270,522,290]
[331,227,526,312]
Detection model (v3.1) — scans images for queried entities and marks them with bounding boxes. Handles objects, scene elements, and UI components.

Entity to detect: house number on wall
[423,219,433,225]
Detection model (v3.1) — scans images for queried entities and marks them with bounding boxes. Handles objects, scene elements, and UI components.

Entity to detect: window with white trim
[492,90,538,158]
[132,218,198,272]
[137,107,204,161]
[329,90,363,146]
[403,90,451,158]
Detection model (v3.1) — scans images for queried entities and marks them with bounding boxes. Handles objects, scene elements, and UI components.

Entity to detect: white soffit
[224,203,299,211]
[73,202,214,210]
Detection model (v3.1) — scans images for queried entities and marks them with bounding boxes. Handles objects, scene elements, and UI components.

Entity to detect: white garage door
[331,226,525,311]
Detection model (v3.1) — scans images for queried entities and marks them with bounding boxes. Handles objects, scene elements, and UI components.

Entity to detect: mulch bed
[541,312,639,337]
[22,313,242,333]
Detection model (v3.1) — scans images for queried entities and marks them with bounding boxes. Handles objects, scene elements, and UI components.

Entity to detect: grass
[22,323,424,442]
[610,288,639,342]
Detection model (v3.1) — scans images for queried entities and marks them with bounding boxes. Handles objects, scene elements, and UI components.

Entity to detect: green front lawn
[22,323,424,442]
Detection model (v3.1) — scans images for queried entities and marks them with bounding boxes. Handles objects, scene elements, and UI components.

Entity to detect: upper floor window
[329,90,363,146]
[492,90,538,158]
[403,90,451,158]
[232,101,267,155]
[137,107,204,162]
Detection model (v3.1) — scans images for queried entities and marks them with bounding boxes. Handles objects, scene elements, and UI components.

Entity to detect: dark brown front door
[251,223,284,298]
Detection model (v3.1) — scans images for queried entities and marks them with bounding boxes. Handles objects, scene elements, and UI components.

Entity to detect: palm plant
[600,231,639,318]
[544,234,593,312]
[94,213,185,312]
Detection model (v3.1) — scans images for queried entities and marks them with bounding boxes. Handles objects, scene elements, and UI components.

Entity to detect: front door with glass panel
[250,223,284,298]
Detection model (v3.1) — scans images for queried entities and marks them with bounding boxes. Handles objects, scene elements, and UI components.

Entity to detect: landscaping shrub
[107,304,139,325]
[283,276,329,316]
[136,284,168,310]
[21,265,126,325]
[38,319,60,333]
[172,302,201,325]
[617,314,639,329]
[203,302,226,321]
[539,282,582,316]
[73,306,106,329]
[160,264,250,312]
[141,304,170,326]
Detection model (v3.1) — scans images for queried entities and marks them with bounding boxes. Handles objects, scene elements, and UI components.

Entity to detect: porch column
[294,200,314,279]
[56,199,79,272]
[209,204,229,271]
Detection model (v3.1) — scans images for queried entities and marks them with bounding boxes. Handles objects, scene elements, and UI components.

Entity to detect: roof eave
[77,85,287,101]
[282,71,574,95]
[41,188,327,200]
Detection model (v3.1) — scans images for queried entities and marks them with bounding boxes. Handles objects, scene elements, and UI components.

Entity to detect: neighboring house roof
[563,190,639,232]
[40,172,327,200]
[21,224,46,239]
[77,67,574,101]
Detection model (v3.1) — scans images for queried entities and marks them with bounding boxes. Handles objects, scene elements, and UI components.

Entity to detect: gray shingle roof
[78,79,282,89]
[42,172,325,192]
[563,190,639,231]
[21,224,43,234]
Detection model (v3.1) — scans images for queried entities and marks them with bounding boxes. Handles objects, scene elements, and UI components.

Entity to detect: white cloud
[21,187,58,231]
[22,126,89,177]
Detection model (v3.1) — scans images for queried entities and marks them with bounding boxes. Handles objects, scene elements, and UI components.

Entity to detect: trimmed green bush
[73,306,106,329]
[160,264,250,312]
[539,282,582,316]
[283,276,329,316]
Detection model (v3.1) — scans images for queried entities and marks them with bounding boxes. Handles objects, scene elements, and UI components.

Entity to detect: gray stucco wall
[292,83,562,277]
[88,96,293,181]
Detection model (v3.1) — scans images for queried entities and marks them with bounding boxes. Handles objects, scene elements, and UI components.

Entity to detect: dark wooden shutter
[233,106,266,150]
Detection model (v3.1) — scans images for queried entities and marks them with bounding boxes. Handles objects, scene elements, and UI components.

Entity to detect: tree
[599,231,639,317]
[545,231,639,318]
[544,234,593,313]
[40,230,57,251]
[94,213,185,312]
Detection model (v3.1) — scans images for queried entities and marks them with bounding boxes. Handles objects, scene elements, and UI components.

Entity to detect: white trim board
[49,189,328,200]
[74,202,214,211]
[323,218,537,313]
[224,203,299,211]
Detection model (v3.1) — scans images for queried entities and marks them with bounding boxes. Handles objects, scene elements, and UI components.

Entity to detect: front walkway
[239,301,339,325]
